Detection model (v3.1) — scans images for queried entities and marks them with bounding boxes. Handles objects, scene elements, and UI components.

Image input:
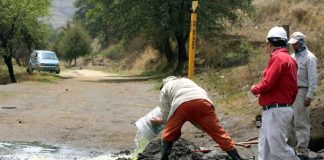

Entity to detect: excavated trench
[309,137,324,152]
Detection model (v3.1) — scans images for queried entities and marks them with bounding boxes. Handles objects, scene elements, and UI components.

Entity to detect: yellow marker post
[188,1,198,79]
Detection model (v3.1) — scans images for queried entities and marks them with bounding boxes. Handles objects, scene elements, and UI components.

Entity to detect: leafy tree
[0,0,51,83]
[74,0,116,47]
[74,0,253,73]
[55,23,92,66]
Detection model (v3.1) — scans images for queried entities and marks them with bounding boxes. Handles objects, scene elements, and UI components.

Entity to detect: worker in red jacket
[250,26,299,160]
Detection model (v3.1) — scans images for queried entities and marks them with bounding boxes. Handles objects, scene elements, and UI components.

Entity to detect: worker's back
[160,77,213,120]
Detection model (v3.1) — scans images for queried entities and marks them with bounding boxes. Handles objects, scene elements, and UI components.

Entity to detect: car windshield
[40,52,58,60]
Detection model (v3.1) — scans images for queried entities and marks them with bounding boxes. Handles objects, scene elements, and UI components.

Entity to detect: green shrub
[54,23,92,66]
[99,44,124,60]
[221,52,248,67]
[220,40,254,67]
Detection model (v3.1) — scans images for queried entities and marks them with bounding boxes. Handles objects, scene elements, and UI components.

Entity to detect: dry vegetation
[192,0,324,117]
[231,0,324,59]
[0,63,60,85]
[115,38,168,75]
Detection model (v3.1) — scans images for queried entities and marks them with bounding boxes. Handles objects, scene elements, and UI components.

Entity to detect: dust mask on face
[295,39,307,54]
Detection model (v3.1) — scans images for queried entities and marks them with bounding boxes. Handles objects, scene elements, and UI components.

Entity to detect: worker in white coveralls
[151,76,246,160]
[287,31,318,160]
[250,26,299,160]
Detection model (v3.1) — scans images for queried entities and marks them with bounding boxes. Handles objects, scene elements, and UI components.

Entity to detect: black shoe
[160,140,174,160]
[297,155,308,160]
[226,149,246,160]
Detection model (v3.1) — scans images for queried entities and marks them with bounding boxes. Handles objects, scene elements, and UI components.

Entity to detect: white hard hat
[288,32,305,44]
[266,26,288,40]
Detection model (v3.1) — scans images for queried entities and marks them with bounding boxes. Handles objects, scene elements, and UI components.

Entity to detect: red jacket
[251,48,298,106]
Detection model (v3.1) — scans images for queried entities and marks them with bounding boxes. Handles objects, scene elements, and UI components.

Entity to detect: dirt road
[0,70,164,158]
[0,70,260,159]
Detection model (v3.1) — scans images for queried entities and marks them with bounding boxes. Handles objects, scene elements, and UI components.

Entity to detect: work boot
[297,155,308,160]
[226,149,246,160]
[160,140,174,160]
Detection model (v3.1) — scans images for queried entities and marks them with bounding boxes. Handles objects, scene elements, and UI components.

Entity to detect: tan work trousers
[288,88,310,156]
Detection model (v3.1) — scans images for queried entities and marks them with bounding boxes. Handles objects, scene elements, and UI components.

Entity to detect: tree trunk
[74,58,77,66]
[3,55,17,83]
[161,38,175,66]
[175,36,188,75]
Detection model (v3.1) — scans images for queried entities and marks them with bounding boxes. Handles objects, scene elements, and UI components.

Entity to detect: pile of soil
[308,66,324,152]
[309,99,324,152]
[137,138,231,160]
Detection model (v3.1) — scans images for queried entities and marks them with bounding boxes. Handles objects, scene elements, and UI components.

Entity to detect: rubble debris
[137,138,232,160]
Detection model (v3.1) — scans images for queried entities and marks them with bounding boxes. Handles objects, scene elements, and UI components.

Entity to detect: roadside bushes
[99,43,124,60]
[54,23,92,66]
[221,40,253,67]
[201,38,255,68]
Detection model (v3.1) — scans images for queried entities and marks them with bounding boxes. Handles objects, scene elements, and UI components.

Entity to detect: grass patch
[194,57,265,117]
[0,65,60,84]
[27,73,60,83]
[198,66,254,95]
[0,92,12,98]
[217,90,260,117]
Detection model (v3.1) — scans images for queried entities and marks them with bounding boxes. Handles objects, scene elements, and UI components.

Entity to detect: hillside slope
[48,0,76,29]
[225,0,324,151]
[231,0,324,58]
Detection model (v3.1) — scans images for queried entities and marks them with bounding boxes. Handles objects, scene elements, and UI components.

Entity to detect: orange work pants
[162,99,235,151]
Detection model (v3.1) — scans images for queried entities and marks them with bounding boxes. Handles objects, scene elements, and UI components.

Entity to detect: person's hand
[304,97,312,107]
[250,85,257,95]
[247,91,259,101]
[150,116,163,125]
[150,117,164,134]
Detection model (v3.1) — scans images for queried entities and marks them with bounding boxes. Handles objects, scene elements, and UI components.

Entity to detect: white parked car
[28,50,60,74]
